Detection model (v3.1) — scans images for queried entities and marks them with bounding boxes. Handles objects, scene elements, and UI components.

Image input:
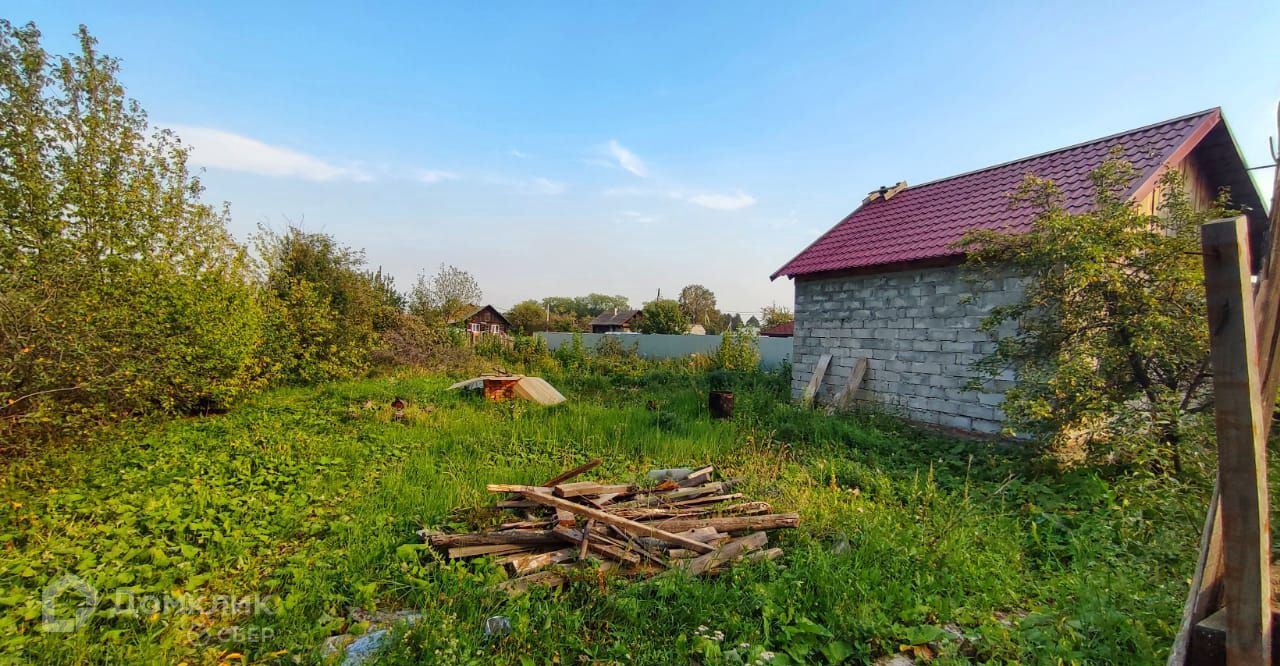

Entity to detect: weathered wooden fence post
[1201,216,1272,665]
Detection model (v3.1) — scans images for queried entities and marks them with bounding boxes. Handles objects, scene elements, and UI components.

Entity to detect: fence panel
[536,332,793,369]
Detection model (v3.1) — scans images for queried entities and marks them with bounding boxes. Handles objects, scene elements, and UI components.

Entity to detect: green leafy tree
[713,327,760,370]
[506,300,548,334]
[637,299,689,334]
[410,264,482,325]
[959,154,1232,469]
[678,284,719,328]
[761,304,794,329]
[254,226,382,383]
[0,22,265,436]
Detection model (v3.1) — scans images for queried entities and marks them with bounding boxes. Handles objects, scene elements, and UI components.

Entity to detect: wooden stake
[514,488,715,553]
[1202,216,1271,665]
[834,357,869,409]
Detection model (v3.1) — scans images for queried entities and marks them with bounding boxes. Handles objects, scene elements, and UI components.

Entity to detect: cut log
[555,508,576,527]
[428,530,561,549]
[744,547,784,563]
[515,488,715,553]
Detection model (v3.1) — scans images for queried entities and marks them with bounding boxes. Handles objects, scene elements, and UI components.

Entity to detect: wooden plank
[447,543,530,559]
[1169,488,1224,666]
[1201,216,1272,665]
[743,547,784,564]
[499,569,566,595]
[487,484,552,494]
[514,488,715,553]
[802,353,832,406]
[641,512,800,533]
[551,526,644,564]
[678,466,714,488]
[666,532,768,577]
[553,482,633,498]
[505,547,577,575]
[541,459,602,487]
[428,530,560,549]
[834,357,869,408]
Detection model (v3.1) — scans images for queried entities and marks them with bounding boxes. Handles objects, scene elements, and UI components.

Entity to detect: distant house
[760,321,794,338]
[771,108,1265,434]
[450,305,511,336]
[590,309,642,333]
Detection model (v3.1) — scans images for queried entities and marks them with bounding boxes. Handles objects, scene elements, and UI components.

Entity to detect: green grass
[0,364,1225,664]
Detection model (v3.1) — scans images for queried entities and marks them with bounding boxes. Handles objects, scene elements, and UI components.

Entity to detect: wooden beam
[1202,216,1272,665]
[834,357,869,409]
[802,353,832,407]
[541,459,602,487]
[514,488,715,553]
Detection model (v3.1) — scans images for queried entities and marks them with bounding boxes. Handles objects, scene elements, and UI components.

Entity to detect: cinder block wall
[791,264,1022,434]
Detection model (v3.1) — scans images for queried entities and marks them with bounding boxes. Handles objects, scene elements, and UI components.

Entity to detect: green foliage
[409,264,483,326]
[0,21,265,438]
[679,284,719,329]
[372,313,472,370]
[506,300,547,334]
[638,299,690,334]
[761,304,794,329]
[0,362,1218,664]
[714,327,761,371]
[959,154,1231,469]
[254,225,384,384]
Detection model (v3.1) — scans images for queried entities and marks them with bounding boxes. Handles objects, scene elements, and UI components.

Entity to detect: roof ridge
[902,107,1221,192]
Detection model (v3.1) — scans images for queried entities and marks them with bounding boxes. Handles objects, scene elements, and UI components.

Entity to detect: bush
[0,23,266,440]
[713,328,760,370]
[372,314,472,370]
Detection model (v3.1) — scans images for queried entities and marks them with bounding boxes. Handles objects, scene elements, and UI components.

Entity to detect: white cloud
[510,149,529,159]
[530,177,566,195]
[685,190,757,211]
[605,139,648,177]
[620,210,658,224]
[414,169,459,184]
[168,125,371,182]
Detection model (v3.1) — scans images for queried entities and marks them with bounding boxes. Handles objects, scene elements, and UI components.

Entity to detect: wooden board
[1201,217,1272,664]
[511,487,715,553]
[802,354,832,406]
[513,377,567,405]
[834,357,869,409]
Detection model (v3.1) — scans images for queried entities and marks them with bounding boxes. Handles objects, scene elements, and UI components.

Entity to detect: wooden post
[1201,216,1272,665]
[802,353,832,407]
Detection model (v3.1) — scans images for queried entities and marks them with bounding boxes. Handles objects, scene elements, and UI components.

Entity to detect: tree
[580,293,630,316]
[959,153,1232,469]
[410,264,482,325]
[637,299,689,334]
[761,304,794,329]
[254,225,383,383]
[678,285,718,328]
[0,22,265,435]
[506,300,547,334]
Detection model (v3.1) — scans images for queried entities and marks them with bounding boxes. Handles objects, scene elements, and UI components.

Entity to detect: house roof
[449,304,511,327]
[759,321,794,337]
[772,108,1266,279]
[589,309,641,326]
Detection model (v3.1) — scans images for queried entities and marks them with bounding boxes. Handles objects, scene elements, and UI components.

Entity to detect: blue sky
[9,1,1279,314]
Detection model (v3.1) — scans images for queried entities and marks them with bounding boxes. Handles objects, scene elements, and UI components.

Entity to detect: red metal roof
[772,109,1223,279]
[759,321,794,337]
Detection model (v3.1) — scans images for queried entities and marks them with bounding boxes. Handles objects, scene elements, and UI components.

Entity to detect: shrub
[0,22,265,440]
[713,327,760,371]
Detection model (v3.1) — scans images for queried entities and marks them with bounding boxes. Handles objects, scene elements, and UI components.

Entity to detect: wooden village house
[590,309,642,333]
[451,305,511,337]
[771,108,1266,434]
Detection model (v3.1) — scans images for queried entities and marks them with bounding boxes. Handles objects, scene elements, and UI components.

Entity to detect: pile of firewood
[423,460,799,593]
